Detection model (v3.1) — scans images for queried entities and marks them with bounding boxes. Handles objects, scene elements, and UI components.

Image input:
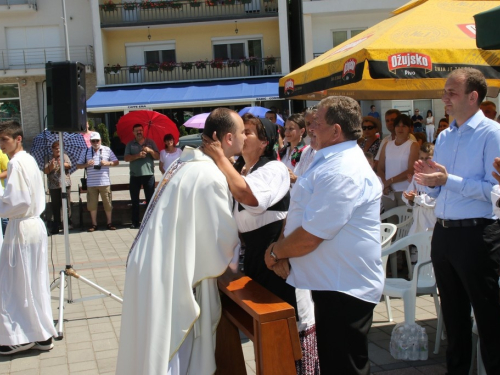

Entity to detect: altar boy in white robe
[0,121,57,355]
[116,108,246,375]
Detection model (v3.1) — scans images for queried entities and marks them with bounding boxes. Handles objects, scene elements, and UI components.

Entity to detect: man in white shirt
[265,96,384,375]
[77,132,119,231]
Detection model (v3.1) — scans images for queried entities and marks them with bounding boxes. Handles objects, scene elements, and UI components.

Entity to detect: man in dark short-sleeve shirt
[124,124,159,229]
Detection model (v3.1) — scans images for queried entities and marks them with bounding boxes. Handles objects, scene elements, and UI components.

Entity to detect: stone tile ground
[0,164,466,374]
[0,227,456,375]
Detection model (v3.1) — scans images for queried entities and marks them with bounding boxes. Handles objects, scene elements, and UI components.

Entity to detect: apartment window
[212,37,263,59]
[144,49,176,64]
[332,29,365,48]
[0,84,21,124]
[214,43,245,60]
[126,41,176,66]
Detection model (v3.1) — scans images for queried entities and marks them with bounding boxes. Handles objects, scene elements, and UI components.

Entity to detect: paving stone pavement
[0,164,458,374]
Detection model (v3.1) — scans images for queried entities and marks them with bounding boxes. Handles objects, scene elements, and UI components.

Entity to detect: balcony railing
[99,0,279,26]
[103,57,281,85]
[0,45,95,72]
[0,0,36,6]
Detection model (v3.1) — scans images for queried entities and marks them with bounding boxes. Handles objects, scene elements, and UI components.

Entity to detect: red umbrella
[116,110,179,151]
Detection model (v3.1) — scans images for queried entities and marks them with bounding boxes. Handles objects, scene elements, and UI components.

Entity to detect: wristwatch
[269,246,279,262]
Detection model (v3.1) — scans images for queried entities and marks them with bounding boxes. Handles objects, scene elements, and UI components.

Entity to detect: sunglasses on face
[362,125,376,131]
[91,140,100,143]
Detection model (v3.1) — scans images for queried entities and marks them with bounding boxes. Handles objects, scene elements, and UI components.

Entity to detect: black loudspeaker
[46,61,87,132]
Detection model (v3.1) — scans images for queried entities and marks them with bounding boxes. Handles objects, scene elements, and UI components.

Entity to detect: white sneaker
[32,337,53,351]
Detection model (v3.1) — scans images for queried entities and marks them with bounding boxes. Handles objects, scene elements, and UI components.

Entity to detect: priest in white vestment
[0,121,57,355]
[116,108,246,375]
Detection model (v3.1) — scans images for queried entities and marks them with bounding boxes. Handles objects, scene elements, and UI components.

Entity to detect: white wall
[0,0,93,60]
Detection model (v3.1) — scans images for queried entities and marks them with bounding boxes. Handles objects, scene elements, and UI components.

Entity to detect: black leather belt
[436,218,493,228]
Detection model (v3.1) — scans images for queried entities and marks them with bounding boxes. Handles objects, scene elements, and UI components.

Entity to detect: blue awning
[87,77,281,112]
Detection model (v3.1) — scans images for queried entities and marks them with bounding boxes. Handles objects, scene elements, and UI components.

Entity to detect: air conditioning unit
[85,65,94,73]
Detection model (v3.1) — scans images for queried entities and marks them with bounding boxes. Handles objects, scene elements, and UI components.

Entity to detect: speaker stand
[50,132,123,340]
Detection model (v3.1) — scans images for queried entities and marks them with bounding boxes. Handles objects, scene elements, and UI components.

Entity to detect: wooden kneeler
[215,270,302,375]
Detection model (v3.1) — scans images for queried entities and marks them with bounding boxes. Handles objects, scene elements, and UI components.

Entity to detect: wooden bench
[78,182,159,228]
[215,270,301,375]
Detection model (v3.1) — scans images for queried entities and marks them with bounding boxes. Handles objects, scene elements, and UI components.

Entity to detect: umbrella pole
[52,132,123,340]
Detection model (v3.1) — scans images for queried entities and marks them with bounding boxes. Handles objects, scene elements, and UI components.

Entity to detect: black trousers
[431,220,500,375]
[311,290,376,375]
[49,187,72,225]
[129,175,155,226]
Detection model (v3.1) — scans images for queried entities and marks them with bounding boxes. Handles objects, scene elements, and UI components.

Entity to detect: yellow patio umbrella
[279,0,500,101]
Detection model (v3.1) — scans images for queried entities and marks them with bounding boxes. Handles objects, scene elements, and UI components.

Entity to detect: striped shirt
[78,146,118,187]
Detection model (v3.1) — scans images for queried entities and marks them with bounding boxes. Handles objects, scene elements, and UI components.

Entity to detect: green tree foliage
[179,125,188,137]
[96,123,111,147]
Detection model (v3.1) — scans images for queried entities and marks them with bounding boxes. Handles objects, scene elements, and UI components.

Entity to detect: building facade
[0,0,95,148]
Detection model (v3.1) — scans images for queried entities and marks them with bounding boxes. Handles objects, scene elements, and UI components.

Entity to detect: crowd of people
[0,68,499,375]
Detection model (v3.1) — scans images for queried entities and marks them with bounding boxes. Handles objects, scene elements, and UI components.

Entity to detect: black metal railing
[0,45,95,72]
[0,0,36,6]
[103,57,280,85]
[99,0,279,26]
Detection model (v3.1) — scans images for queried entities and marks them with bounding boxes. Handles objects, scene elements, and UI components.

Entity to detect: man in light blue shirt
[264,96,384,375]
[415,68,500,375]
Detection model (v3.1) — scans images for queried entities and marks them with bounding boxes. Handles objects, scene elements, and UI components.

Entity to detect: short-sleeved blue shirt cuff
[302,221,333,241]
[444,173,463,193]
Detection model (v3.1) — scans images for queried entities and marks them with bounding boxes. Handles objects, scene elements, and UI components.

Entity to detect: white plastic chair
[380,223,397,250]
[381,231,443,353]
[380,206,414,279]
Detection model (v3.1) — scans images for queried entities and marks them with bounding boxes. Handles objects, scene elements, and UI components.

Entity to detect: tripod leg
[50,277,61,292]
[77,274,123,303]
[56,269,66,339]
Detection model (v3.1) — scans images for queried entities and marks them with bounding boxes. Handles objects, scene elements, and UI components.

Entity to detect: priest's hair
[203,108,238,142]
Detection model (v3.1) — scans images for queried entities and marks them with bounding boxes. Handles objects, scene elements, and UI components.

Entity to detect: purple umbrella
[238,106,284,126]
[184,113,210,129]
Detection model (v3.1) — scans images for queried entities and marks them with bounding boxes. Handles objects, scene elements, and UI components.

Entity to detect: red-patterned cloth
[295,325,321,375]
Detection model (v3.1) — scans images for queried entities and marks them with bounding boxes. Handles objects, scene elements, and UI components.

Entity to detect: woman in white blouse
[292,107,318,180]
[279,114,307,184]
[202,113,319,374]
[159,133,182,174]
[377,114,419,211]
[425,110,435,143]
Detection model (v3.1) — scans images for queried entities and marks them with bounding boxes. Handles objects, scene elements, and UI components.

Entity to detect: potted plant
[210,59,224,70]
[100,0,117,11]
[242,56,258,66]
[205,0,217,6]
[160,61,177,72]
[189,0,201,7]
[129,65,141,73]
[264,55,276,65]
[146,62,159,72]
[181,62,193,71]
[140,0,155,9]
[155,0,169,8]
[104,64,121,74]
[224,0,236,4]
[227,59,240,68]
[169,2,183,9]
[123,1,137,10]
[195,60,207,69]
